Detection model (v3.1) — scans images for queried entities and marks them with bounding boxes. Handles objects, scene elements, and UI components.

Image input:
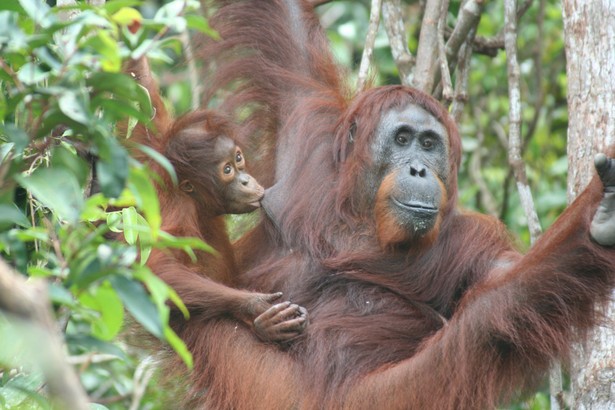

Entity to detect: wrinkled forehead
[378,104,449,140]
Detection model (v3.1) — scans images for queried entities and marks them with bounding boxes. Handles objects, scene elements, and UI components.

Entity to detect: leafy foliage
[0,0,213,408]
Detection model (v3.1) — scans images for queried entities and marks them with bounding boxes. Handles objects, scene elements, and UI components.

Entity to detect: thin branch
[504,0,542,242]
[129,357,156,410]
[437,0,453,103]
[522,0,545,150]
[463,0,533,58]
[181,30,201,110]
[451,31,474,123]
[357,0,383,92]
[382,0,415,86]
[445,0,484,71]
[470,107,499,216]
[413,0,443,92]
[0,258,90,410]
[433,0,483,100]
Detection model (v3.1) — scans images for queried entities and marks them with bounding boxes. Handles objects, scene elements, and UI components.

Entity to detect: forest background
[0,0,612,409]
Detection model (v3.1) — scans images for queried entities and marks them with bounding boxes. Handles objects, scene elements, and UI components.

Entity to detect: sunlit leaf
[106,211,123,233]
[16,62,49,85]
[83,30,121,72]
[122,206,139,245]
[79,282,125,341]
[18,0,55,29]
[104,0,142,15]
[81,193,109,222]
[128,166,160,237]
[112,7,142,25]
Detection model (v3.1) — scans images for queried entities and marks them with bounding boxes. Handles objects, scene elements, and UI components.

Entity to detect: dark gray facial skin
[369,104,450,236]
[214,136,264,214]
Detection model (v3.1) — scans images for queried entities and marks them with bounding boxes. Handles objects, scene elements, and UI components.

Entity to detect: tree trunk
[562,1,615,408]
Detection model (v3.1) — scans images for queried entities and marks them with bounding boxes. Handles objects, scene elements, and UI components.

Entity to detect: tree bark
[562,1,615,408]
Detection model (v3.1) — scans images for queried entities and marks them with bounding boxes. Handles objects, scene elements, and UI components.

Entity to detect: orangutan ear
[179,180,194,193]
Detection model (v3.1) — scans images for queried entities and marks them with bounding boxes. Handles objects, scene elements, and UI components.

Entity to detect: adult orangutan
[122,57,307,346]
[181,1,615,408]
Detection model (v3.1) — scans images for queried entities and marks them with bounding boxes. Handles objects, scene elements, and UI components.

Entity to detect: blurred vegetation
[0,0,569,408]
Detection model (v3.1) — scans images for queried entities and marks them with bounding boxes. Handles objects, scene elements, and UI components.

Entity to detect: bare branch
[0,258,90,410]
[357,0,383,92]
[382,0,415,86]
[450,33,474,122]
[464,0,533,57]
[504,0,542,242]
[437,0,453,102]
[414,0,443,92]
[445,0,484,69]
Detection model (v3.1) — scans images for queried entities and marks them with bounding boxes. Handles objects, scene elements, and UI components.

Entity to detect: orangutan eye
[395,134,409,146]
[223,164,233,175]
[421,138,434,149]
[235,151,243,163]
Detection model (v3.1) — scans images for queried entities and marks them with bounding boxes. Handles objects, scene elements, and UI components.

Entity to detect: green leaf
[96,137,129,198]
[135,144,177,185]
[135,213,152,264]
[86,71,137,100]
[81,193,108,222]
[65,335,127,360]
[96,97,151,124]
[48,282,74,306]
[133,81,154,119]
[109,274,163,338]
[15,167,84,224]
[122,206,139,245]
[82,30,121,73]
[106,211,123,232]
[0,204,30,230]
[0,123,29,156]
[16,62,49,85]
[135,266,188,319]
[0,1,24,12]
[79,282,125,341]
[164,326,193,369]
[51,144,90,187]
[18,0,55,28]
[68,253,109,289]
[104,0,142,15]
[128,166,161,237]
[58,90,90,125]
[185,14,219,40]
[112,7,142,27]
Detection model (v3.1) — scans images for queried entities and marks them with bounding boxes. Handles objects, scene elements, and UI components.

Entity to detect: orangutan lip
[392,198,438,213]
